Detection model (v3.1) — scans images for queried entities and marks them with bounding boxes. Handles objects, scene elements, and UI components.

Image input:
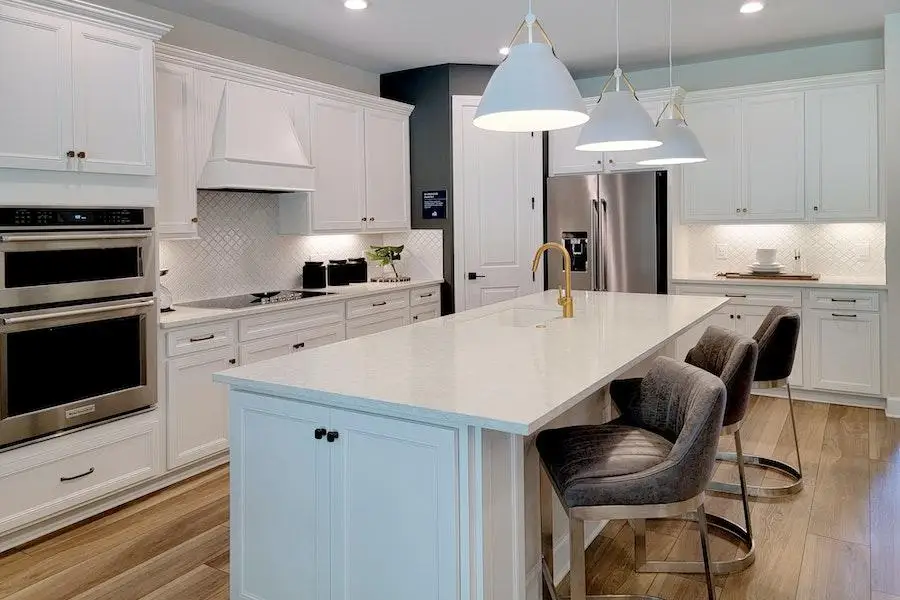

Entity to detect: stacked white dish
[749,248,785,274]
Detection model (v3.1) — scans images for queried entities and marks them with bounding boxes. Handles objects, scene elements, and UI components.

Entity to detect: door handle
[468,272,486,280]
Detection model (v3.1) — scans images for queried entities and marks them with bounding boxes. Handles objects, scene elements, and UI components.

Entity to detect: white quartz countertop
[672,274,887,290]
[159,279,444,329]
[213,291,728,435]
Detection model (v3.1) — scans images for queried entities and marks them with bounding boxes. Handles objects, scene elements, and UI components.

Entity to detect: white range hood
[198,81,315,192]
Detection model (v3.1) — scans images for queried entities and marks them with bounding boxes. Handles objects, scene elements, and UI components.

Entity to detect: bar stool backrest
[752,306,801,383]
[685,326,758,428]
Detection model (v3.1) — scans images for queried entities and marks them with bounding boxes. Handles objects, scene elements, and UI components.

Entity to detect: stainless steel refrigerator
[546,172,667,294]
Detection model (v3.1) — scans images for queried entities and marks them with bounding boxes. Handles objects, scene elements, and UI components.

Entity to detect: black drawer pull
[314,427,327,440]
[372,301,387,307]
[832,313,858,319]
[293,342,306,350]
[326,430,339,442]
[725,293,747,298]
[228,358,237,365]
[419,293,434,298]
[60,467,94,482]
[189,334,215,343]
[830,298,857,303]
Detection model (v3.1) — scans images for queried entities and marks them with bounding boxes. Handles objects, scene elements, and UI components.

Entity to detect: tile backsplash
[675,222,886,279]
[159,191,444,302]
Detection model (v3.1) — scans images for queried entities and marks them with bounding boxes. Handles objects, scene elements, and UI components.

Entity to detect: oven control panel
[0,208,150,228]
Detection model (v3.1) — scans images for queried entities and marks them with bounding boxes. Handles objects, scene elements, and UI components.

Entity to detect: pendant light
[474,0,588,132]
[638,0,707,165]
[576,0,661,152]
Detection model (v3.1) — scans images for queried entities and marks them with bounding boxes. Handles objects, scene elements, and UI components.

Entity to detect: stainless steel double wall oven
[0,207,157,448]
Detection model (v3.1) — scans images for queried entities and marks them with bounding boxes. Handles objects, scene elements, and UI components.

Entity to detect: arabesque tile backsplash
[675,222,886,279]
[159,191,443,302]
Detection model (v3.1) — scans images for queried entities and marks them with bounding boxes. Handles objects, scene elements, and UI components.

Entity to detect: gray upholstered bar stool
[620,326,759,576]
[536,357,726,600]
[711,306,803,498]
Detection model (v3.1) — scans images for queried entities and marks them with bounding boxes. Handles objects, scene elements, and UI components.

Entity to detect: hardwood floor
[0,396,897,600]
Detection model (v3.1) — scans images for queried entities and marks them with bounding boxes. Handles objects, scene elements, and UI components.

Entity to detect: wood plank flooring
[0,396,897,600]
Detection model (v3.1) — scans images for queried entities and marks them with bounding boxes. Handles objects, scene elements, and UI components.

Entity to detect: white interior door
[452,96,543,312]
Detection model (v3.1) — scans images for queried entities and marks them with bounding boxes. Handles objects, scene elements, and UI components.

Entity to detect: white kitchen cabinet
[230,390,458,600]
[0,5,73,171]
[741,92,806,221]
[805,84,880,221]
[0,2,162,176]
[808,310,880,395]
[310,97,367,231]
[681,98,742,221]
[411,303,441,323]
[155,60,198,238]
[364,109,410,231]
[239,323,346,365]
[346,309,410,339]
[166,345,236,469]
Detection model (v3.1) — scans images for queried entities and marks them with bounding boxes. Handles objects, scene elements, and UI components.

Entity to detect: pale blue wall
[576,38,884,95]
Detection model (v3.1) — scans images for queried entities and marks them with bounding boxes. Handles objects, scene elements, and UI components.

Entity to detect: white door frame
[451,94,545,313]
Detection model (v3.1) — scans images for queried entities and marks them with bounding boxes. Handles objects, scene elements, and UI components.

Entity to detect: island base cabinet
[808,310,881,395]
[230,390,459,600]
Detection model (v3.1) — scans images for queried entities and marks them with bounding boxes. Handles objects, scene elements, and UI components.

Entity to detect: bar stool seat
[536,357,726,600]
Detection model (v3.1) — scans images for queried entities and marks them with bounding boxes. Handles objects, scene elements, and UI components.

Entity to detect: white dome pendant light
[576,0,661,152]
[638,0,707,165]
[474,0,588,132]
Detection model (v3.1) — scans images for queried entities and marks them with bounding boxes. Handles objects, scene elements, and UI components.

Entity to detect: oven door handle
[0,232,152,243]
[1,299,155,325]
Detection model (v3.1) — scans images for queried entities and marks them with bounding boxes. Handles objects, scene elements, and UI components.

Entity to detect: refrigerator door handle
[590,199,598,291]
[593,199,606,292]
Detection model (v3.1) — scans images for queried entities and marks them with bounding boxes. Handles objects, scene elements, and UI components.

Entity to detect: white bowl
[755,248,777,265]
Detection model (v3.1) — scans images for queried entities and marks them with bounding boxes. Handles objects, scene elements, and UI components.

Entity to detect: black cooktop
[180,290,333,310]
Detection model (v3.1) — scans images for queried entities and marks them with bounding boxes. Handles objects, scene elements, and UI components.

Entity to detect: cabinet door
[71,22,155,175]
[297,323,346,350]
[329,410,458,600]
[604,100,666,172]
[808,311,880,395]
[411,303,441,323]
[674,308,735,359]
[742,93,806,221]
[806,84,880,221]
[681,99,742,222]
[364,109,410,231]
[549,109,604,175]
[166,346,235,468]
[0,5,73,171]
[741,305,803,388]
[346,310,410,339]
[310,97,366,231]
[230,391,331,600]
[156,60,198,238]
[239,333,297,366]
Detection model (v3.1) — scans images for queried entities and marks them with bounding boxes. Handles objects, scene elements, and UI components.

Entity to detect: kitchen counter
[159,279,443,329]
[215,290,727,435]
[672,273,887,290]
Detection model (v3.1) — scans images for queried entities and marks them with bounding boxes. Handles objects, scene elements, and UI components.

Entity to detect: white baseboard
[887,396,900,419]
[756,387,886,410]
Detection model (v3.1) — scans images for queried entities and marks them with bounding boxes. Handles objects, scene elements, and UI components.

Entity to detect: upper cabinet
[681,74,882,224]
[0,1,167,175]
[805,84,880,221]
[364,108,411,231]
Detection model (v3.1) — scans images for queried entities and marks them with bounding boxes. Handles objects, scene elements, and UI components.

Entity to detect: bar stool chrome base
[711,380,803,499]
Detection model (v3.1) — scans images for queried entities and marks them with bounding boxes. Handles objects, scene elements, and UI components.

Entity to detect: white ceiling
[140,0,890,76]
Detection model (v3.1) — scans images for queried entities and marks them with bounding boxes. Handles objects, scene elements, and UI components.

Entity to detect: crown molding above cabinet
[2,0,170,38]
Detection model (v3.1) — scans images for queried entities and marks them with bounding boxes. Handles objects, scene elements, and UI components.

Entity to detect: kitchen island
[214,290,728,600]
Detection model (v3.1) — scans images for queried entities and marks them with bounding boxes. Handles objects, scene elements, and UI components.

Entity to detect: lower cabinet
[166,345,236,469]
[231,391,458,600]
[239,323,346,365]
[808,310,881,395]
[411,302,441,323]
[346,308,410,339]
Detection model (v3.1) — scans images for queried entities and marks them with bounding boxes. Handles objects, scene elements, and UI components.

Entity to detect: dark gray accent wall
[380,64,495,314]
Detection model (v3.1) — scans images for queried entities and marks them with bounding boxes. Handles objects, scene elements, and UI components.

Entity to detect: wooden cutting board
[715,272,821,281]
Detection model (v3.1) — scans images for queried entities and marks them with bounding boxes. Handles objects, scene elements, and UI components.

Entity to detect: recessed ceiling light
[740,0,765,14]
[344,0,368,10]
[499,46,510,56]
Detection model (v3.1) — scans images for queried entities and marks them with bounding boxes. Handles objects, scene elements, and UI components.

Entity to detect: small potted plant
[366,245,404,280]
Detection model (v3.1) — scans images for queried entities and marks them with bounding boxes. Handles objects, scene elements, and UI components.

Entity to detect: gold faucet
[532,242,574,318]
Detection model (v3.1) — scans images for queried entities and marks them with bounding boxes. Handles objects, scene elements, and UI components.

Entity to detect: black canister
[302,261,326,289]
[327,260,349,286]
[347,258,368,283]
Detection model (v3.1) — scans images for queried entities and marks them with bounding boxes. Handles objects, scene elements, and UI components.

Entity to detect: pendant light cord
[668,0,674,115]
[614,0,621,91]
[527,0,534,43]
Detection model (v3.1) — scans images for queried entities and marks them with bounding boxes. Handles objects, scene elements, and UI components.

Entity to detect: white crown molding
[155,43,414,116]
[684,70,884,103]
[1,0,171,38]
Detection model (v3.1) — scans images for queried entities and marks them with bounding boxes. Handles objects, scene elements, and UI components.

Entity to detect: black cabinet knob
[326,430,339,443]
[66,150,76,158]
[228,358,237,365]
[314,427,327,440]
[77,151,86,159]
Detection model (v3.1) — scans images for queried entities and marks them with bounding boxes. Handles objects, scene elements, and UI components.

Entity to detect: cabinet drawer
[167,321,236,357]
[239,303,345,342]
[411,303,440,323]
[346,292,409,320]
[0,414,160,534]
[807,289,879,312]
[346,309,409,339]
[296,322,346,350]
[410,285,441,307]
[674,285,802,308]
